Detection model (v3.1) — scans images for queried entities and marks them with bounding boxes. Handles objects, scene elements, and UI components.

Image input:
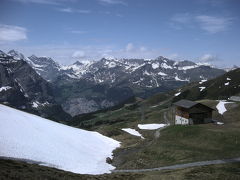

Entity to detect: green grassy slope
[173,68,240,102]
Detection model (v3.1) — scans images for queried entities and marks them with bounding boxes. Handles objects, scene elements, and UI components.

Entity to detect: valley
[1,59,240,179]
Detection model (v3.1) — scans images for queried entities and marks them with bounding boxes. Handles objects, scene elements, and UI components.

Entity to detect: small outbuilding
[173,99,214,125]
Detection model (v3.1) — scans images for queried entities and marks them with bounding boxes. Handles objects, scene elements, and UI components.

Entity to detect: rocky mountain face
[0,50,71,121]
[1,50,226,116]
[60,56,225,90]
[55,56,225,116]
[53,77,135,116]
[27,55,62,81]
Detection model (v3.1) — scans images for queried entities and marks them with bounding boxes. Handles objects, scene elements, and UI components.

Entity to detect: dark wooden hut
[173,99,214,125]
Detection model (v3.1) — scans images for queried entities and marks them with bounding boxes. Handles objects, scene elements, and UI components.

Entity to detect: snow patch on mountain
[138,124,167,130]
[0,86,12,92]
[175,75,188,81]
[199,87,206,92]
[216,101,233,115]
[199,79,207,84]
[161,63,173,69]
[152,62,159,69]
[158,72,167,76]
[175,92,181,96]
[122,128,144,139]
[178,65,198,70]
[0,104,120,174]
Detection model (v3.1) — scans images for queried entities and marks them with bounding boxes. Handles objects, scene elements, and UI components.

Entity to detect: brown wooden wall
[175,104,213,121]
[175,107,189,119]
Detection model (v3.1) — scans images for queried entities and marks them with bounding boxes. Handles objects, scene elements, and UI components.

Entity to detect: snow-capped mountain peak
[0,50,8,58]
[73,60,84,66]
[27,55,62,81]
[7,49,25,60]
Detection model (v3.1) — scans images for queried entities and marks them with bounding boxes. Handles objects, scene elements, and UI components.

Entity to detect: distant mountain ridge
[5,50,224,86]
[0,49,226,116]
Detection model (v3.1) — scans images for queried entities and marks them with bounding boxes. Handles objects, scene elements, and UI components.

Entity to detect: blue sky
[0,0,240,67]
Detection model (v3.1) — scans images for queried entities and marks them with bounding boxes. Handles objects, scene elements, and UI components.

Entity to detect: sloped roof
[173,99,214,110]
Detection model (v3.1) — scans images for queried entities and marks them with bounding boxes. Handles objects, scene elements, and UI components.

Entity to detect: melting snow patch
[175,92,181,96]
[199,87,206,92]
[143,70,151,76]
[161,63,173,69]
[138,124,167,130]
[199,80,207,84]
[225,82,230,86]
[216,122,224,125]
[227,78,231,81]
[216,101,233,115]
[122,128,144,139]
[178,65,198,70]
[151,105,159,108]
[0,86,12,92]
[175,75,188,81]
[108,62,116,68]
[0,104,120,174]
[32,101,40,108]
[152,63,159,69]
[158,72,167,76]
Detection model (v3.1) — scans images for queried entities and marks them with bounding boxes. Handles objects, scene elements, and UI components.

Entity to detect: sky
[0,0,240,67]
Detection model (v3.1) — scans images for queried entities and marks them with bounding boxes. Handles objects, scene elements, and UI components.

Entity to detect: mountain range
[0,49,226,116]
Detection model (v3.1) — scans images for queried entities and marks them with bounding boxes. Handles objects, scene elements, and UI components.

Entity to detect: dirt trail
[154,111,169,138]
[112,157,240,173]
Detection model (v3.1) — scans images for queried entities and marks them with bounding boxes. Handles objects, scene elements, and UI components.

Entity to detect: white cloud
[58,7,73,13]
[171,13,191,24]
[125,43,134,52]
[195,15,232,33]
[0,24,27,43]
[168,53,179,60]
[200,54,218,62]
[58,8,91,14]
[140,46,147,52]
[171,13,233,33]
[70,30,87,34]
[0,43,178,65]
[98,0,127,6]
[72,51,86,59]
[11,0,69,5]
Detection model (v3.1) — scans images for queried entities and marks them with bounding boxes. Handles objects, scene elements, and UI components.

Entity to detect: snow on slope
[0,104,120,174]
[0,86,12,92]
[175,92,181,96]
[199,87,206,92]
[138,124,167,130]
[121,128,144,139]
[216,101,233,115]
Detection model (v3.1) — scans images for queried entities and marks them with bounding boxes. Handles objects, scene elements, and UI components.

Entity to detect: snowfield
[138,124,167,130]
[121,128,144,139]
[0,104,120,174]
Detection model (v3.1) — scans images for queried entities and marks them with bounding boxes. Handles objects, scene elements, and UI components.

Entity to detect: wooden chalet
[173,99,214,125]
